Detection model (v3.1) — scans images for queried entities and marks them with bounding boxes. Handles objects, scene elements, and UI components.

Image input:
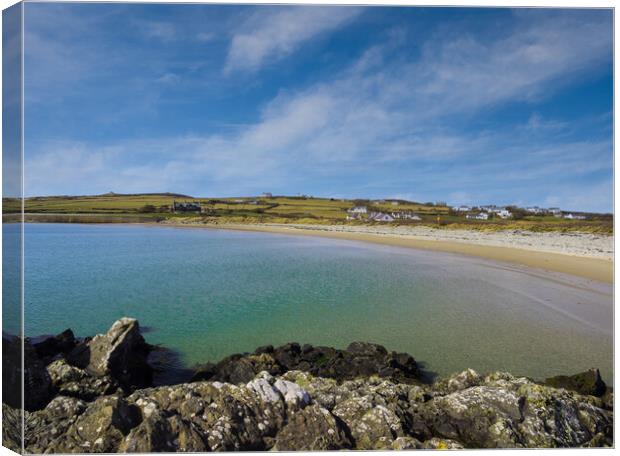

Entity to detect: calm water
[10,223,614,382]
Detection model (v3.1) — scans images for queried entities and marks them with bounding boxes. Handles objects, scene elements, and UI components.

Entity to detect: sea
[3,223,613,382]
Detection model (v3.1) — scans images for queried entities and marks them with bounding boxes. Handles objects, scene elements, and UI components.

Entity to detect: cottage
[171,201,201,213]
[452,205,472,212]
[348,206,368,214]
[262,192,273,198]
[369,212,395,222]
[466,212,489,220]
[495,209,512,219]
[548,207,562,217]
[391,211,421,221]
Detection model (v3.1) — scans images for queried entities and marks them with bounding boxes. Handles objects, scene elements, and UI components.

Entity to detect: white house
[392,212,421,221]
[369,212,395,222]
[452,205,472,212]
[466,212,489,220]
[564,213,586,220]
[548,207,562,217]
[495,209,513,219]
[525,206,543,214]
[348,206,368,214]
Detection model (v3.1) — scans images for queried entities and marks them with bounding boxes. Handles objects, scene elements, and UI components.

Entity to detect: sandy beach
[159,221,614,283]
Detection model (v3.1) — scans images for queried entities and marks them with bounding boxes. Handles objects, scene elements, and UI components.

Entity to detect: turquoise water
[15,223,613,381]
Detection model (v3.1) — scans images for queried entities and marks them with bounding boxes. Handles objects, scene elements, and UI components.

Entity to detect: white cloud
[224,6,363,74]
[24,10,613,211]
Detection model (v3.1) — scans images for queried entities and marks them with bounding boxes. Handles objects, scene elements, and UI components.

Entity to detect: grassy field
[2,193,612,234]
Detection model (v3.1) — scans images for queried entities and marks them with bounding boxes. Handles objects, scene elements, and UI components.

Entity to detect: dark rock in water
[34,329,77,362]
[68,318,153,390]
[191,341,421,384]
[545,368,607,397]
[24,341,54,411]
[2,335,23,410]
[4,335,54,411]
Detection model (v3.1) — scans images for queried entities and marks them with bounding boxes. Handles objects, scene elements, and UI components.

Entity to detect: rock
[333,395,404,449]
[3,335,54,411]
[273,404,352,450]
[24,341,54,411]
[192,341,421,384]
[24,396,88,453]
[545,369,607,397]
[68,318,152,390]
[192,352,283,384]
[44,395,142,453]
[391,436,423,449]
[2,335,23,410]
[5,330,612,452]
[422,437,466,449]
[2,403,22,453]
[47,359,120,401]
[410,370,613,448]
[34,329,77,361]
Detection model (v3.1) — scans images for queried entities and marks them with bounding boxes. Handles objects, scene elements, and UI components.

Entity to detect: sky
[21,4,613,212]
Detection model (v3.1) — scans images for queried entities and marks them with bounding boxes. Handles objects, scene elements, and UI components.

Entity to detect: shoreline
[158,222,614,283]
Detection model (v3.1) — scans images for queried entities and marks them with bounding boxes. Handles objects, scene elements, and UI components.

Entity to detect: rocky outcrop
[33,328,77,362]
[545,368,607,397]
[2,335,54,411]
[4,319,613,451]
[68,317,153,389]
[192,341,420,384]
[47,359,120,401]
[6,368,612,452]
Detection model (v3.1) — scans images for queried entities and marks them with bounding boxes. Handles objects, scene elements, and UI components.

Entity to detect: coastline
[158,222,614,283]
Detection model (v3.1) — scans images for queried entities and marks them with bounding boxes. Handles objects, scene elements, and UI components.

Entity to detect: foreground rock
[7,368,611,452]
[545,368,607,397]
[68,317,153,389]
[5,318,613,450]
[192,341,421,384]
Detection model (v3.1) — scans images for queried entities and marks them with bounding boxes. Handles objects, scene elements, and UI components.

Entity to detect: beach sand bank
[159,222,613,283]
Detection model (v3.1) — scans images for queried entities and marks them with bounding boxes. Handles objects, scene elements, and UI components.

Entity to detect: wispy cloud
[23,6,613,212]
[224,6,363,74]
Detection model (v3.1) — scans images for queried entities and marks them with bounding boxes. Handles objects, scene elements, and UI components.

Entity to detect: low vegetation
[2,193,612,234]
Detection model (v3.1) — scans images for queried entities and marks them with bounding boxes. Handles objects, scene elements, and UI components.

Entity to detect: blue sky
[22,4,613,212]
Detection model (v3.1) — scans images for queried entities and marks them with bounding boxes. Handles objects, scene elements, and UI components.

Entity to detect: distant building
[369,212,395,222]
[495,209,513,219]
[452,205,472,212]
[391,211,421,221]
[466,212,489,220]
[391,201,399,206]
[171,201,201,213]
[348,206,368,214]
[248,200,260,205]
[564,213,586,220]
[525,206,544,214]
[262,192,273,198]
[548,207,562,217]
